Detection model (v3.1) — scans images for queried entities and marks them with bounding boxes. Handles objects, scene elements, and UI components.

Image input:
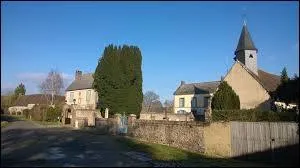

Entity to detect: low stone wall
[72,109,102,127]
[128,120,209,153]
[8,105,35,115]
[139,112,194,121]
[92,114,231,157]
[95,118,118,135]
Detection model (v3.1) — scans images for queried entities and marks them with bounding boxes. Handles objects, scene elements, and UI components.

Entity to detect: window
[86,90,91,103]
[177,110,186,114]
[204,97,209,108]
[69,92,74,103]
[78,92,81,104]
[179,98,185,107]
[249,54,253,58]
[191,97,197,108]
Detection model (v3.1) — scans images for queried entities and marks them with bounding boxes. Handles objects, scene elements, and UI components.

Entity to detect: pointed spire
[234,24,257,55]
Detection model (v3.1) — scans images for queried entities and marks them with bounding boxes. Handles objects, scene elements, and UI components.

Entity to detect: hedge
[45,106,62,122]
[212,109,298,122]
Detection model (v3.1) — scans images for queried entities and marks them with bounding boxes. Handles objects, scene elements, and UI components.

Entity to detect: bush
[212,109,298,122]
[23,109,30,119]
[46,106,62,122]
[211,81,240,110]
[29,105,48,121]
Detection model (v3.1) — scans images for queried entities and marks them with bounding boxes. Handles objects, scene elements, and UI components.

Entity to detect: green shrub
[29,105,48,121]
[23,109,30,119]
[211,81,240,110]
[46,106,62,122]
[212,109,297,122]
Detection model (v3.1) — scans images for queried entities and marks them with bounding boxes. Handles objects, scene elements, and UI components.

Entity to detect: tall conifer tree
[93,44,143,116]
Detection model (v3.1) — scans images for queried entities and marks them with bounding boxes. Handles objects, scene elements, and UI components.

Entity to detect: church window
[249,54,253,58]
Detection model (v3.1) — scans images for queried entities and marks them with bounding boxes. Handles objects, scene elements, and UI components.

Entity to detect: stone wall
[92,114,231,157]
[127,120,209,153]
[8,105,35,115]
[71,109,102,127]
[139,112,195,121]
[95,118,118,135]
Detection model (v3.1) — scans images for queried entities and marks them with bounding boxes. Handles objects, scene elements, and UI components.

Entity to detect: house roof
[65,73,94,91]
[235,24,257,54]
[13,94,65,106]
[235,61,280,92]
[174,81,221,95]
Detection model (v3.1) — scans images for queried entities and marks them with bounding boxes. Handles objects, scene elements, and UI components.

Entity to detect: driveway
[1,120,151,167]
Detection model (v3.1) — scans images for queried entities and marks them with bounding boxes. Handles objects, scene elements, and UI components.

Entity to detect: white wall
[65,89,98,109]
[174,94,211,114]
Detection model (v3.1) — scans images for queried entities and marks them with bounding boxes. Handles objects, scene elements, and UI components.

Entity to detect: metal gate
[119,113,128,134]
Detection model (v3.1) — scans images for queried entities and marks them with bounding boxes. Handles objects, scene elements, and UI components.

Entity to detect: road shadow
[1,126,150,167]
[231,143,299,167]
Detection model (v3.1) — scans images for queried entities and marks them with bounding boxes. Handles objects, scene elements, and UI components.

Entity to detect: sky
[1,1,299,102]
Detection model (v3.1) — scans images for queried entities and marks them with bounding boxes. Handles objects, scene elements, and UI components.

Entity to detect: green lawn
[1,121,9,128]
[116,136,273,167]
[32,120,62,126]
[1,114,61,127]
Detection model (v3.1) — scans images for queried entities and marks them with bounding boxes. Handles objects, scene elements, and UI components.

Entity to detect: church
[173,23,281,114]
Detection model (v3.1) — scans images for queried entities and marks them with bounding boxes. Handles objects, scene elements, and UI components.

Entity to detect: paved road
[1,120,151,167]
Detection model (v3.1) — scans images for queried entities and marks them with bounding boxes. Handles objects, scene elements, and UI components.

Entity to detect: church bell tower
[234,22,258,75]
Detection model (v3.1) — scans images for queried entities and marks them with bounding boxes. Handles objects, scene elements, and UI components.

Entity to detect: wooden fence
[231,121,299,163]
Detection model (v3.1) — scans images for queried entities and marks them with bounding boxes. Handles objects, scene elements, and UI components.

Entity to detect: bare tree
[163,99,174,113]
[39,69,64,106]
[143,91,160,112]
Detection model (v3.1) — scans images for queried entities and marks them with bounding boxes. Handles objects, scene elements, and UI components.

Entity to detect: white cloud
[15,72,74,94]
[17,72,73,85]
[16,72,47,84]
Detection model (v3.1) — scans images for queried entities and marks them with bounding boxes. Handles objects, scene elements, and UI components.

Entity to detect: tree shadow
[115,136,299,167]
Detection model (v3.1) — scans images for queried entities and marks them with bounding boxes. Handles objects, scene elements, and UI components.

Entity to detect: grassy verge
[32,120,62,126]
[116,136,272,167]
[1,121,10,128]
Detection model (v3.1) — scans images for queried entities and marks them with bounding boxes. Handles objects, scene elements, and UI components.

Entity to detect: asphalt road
[1,120,151,167]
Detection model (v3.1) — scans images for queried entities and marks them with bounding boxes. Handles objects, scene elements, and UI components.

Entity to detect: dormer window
[249,54,253,58]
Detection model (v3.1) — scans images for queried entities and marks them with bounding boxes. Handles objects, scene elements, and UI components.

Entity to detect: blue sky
[1,2,299,102]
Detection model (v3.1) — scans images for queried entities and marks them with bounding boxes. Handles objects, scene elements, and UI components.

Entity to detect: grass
[32,120,62,126]
[1,121,10,128]
[1,114,62,127]
[115,136,273,167]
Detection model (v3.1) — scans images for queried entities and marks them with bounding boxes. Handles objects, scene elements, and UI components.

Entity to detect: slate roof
[257,69,281,92]
[235,25,257,54]
[65,73,94,91]
[174,81,221,95]
[13,94,65,106]
[235,61,281,92]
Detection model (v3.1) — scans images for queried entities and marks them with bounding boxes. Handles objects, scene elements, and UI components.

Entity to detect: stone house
[173,23,280,114]
[8,94,65,115]
[65,70,98,109]
[173,81,220,115]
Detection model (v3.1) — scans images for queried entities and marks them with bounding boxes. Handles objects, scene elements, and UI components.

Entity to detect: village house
[173,23,281,114]
[8,94,65,115]
[65,70,98,109]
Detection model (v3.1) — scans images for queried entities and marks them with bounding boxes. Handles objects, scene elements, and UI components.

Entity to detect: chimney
[180,81,185,86]
[75,70,82,80]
